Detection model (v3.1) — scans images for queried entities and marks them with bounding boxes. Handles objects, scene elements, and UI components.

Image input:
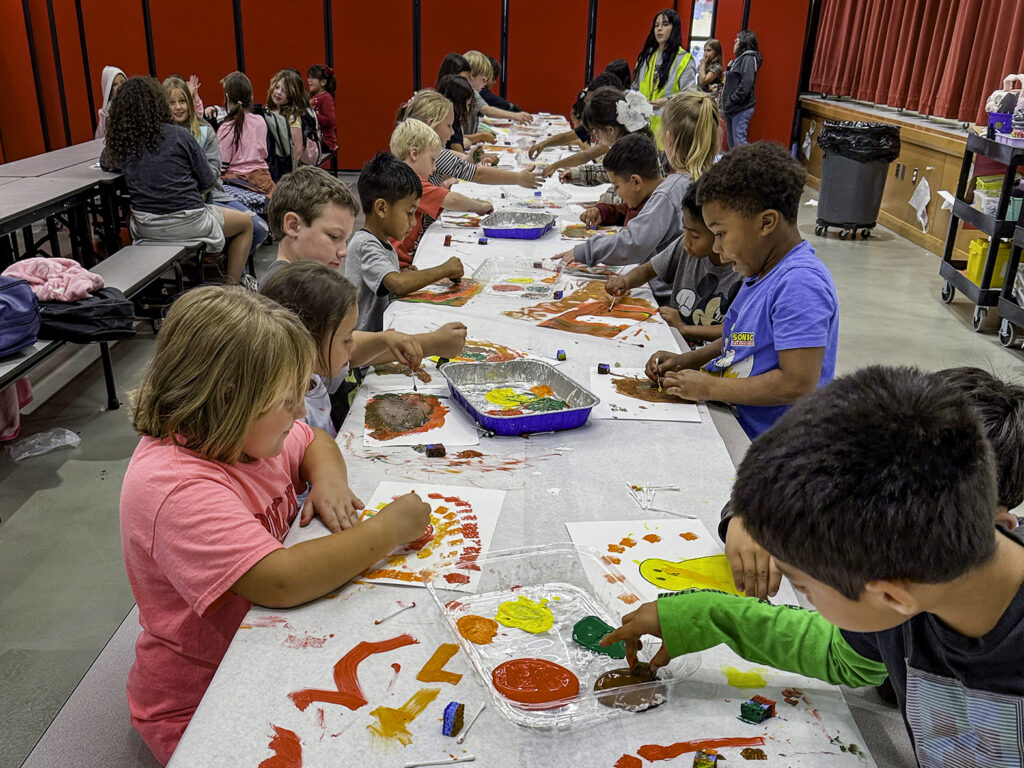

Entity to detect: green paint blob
[572,616,625,658]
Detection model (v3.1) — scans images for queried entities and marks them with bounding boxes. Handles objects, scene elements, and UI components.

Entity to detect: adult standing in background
[633,9,697,139]
[722,30,762,147]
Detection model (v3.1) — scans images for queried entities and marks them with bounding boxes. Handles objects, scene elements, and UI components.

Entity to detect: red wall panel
[746,0,810,145]
[80,0,149,132]
[594,1,688,86]
[507,0,589,115]
[27,0,66,149]
[151,0,237,108]
[240,0,324,108]
[51,1,93,144]
[421,1,501,88]
[0,2,46,160]
[333,1,413,169]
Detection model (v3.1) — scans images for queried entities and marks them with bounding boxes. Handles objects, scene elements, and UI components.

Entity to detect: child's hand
[432,322,468,357]
[516,169,543,188]
[473,200,495,215]
[480,154,499,166]
[651,97,668,109]
[528,143,544,160]
[302,480,365,532]
[188,74,201,94]
[662,370,709,401]
[512,111,533,125]
[442,177,459,189]
[557,169,573,184]
[383,330,424,372]
[645,350,684,381]
[442,256,464,282]
[658,307,682,328]
[580,207,601,227]
[600,601,670,671]
[553,249,575,266]
[377,492,433,546]
[204,106,218,120]
[725,517,781,599]
[605,275,630,297]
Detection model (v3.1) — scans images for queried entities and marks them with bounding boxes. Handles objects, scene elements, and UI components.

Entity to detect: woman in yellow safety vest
[633,9,697,138]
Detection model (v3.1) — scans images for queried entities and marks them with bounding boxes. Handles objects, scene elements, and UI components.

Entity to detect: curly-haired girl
[268,69,319,167]
[101,76,254,284]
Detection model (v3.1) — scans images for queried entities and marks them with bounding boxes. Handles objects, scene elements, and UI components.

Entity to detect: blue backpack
[0,276,40,358]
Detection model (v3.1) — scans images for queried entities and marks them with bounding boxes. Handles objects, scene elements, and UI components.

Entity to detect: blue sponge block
[442,701,465,736]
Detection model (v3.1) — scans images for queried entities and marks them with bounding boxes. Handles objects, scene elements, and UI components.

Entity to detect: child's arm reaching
[605,263,658,298]
[658,307,726,343]
[231,491,432,608]
[351,330,424,371]
[543,144,606,178]
[601,591,889,688]
[472,164,543,189]
[440,191,494,216]
[381,257,464,296]
[297,427,364,531]
[566,188,678,267]
[528,131,587,159]
[664,347,825,405]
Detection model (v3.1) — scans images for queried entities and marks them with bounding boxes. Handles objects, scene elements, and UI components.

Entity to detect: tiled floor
[1,191,1021,768]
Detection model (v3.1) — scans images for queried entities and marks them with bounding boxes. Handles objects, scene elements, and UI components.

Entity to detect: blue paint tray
[439,360,598,436]
[480,211,555,240]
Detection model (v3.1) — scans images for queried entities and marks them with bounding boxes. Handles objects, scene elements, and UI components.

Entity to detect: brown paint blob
[365,392,448,441]
[456,615,499,645]
[454,450,483,458]
[612,376,686,404]
[741,747,768,760]
[594,664,666,712]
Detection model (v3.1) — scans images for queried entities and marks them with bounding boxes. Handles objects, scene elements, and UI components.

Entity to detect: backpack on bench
[38,288,136,343]
[0,276,41,357]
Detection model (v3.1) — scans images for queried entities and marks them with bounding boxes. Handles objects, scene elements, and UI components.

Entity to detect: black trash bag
[817,121,901,164]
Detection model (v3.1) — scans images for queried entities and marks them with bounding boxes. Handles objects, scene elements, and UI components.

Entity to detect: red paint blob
[258,725,302,768]
[445,572,471,584]
[491,658,580,708]
[289,634,418,712]
[614,756,643,768]
[392,663,401,673]
[637,736,765,761]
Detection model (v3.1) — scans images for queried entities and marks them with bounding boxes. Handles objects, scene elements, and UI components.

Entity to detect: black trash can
[815,121,901,240]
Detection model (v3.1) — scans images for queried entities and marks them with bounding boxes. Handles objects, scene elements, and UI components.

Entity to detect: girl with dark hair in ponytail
[634,8,697,139]
[307,64,337,151]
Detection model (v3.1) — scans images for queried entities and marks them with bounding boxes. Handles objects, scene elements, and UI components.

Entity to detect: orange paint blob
[289,634,418,712]
[601,555,621,565]
[615,757,643,768]
[415,643,463,685]
[617,593,640,604]
[619,537,637,548]
[604,573,626,583]
[258,725,302,768]
[642,534,662,543]
[367,688,441,745]
[457,614,499,645]
[607,544,626,553]
[680,532,698,541]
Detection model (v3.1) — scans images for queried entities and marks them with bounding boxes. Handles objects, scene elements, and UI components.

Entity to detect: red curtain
[809,0,1024,124]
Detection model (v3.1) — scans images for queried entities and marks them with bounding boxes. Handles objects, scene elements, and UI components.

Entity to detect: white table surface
[168,121,885,768]
[0,176,102,226]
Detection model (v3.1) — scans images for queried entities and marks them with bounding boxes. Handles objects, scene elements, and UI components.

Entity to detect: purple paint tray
[439,360,598,436]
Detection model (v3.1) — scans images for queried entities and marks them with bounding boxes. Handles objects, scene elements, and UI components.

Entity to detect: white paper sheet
[589,367,702,422]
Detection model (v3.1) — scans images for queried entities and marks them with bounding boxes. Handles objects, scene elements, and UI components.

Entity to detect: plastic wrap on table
[816,121,901,164]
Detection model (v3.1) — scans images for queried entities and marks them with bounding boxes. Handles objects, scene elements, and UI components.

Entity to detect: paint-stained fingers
[648,644,671,672]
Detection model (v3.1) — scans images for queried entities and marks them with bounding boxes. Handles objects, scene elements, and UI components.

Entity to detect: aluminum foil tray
[481,211,555,240]
[439,360,598,436]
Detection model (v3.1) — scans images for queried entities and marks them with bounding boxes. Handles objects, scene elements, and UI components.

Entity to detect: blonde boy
[463,50,532,125]
[389,119,493,268]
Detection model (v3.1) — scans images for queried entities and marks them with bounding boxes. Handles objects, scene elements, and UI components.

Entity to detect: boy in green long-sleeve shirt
[603,366,1024,767]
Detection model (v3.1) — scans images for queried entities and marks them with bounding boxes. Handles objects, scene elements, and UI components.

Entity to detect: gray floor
[1,190,1022,768]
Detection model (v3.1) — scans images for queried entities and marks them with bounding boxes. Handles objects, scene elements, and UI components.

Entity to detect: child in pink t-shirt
[120,286,431,765]
[215,71,276,196]
[388,118,493,268]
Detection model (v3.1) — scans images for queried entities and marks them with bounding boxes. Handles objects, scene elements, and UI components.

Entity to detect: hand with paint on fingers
[553,248,576,266]
[442,256,465,283]
[382,330,424,373]
[725,516,781,600]
[580,207,602,228]
[645,350,685,381]
[605,275,631,298]
[376,492,433,546]
[662,369,710,401]
[302,477,364,532]
[479,154,499,166]
[600,601,670,672]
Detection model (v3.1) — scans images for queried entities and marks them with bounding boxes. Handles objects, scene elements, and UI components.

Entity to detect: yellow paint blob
[507,277,534,284]
[721,665,767,689]
[495,595,554,634]
[638,554,743,595]
[485,388,537,408]
[367,688,441,745]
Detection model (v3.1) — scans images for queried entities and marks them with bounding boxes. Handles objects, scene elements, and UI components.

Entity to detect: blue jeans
[216,200,269,254]
[726,107,755,148]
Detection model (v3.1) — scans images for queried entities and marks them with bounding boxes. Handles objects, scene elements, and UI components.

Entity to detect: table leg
[98,342,120,410]
[46,217,60,258]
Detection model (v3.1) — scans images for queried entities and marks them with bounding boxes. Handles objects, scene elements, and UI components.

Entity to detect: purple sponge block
[442,701,465,736]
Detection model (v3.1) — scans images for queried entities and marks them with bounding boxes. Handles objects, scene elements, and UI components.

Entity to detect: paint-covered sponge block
[692,749,720,768]
[739,694,776,724]
[442,701,465,736]
[425,443,447,458]
[597,363,610,374]
[556,350,567,361]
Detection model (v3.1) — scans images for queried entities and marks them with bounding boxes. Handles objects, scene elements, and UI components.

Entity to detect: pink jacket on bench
[2,258,104,302]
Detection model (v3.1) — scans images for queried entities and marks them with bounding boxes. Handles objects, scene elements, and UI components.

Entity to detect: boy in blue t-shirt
[646,141,838,439]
